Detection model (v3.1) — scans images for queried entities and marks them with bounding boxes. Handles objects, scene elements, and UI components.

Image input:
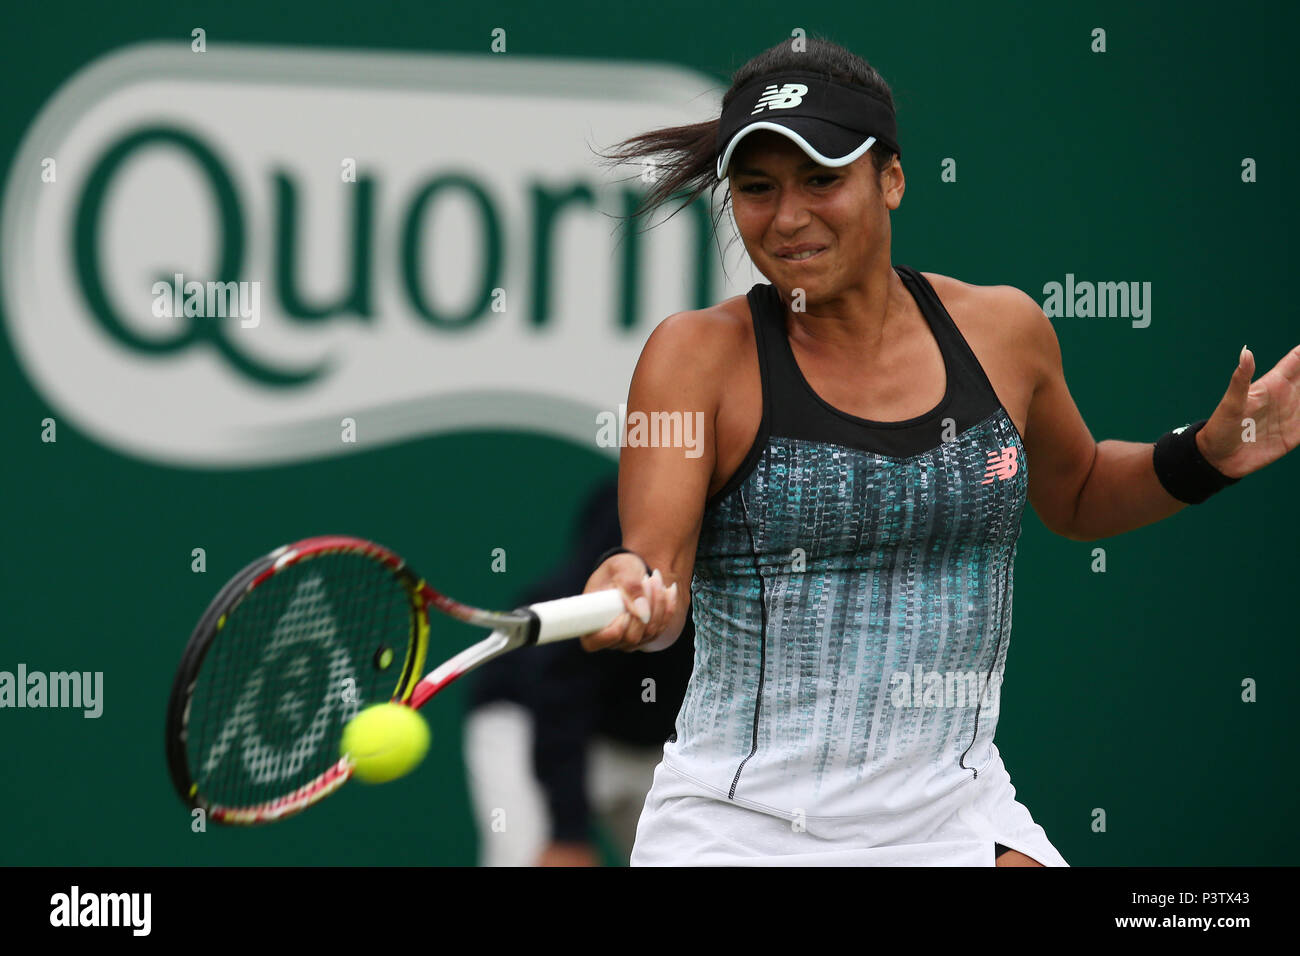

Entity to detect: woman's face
[727,131,903,303]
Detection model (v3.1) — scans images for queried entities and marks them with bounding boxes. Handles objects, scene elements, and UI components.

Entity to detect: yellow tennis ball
[340,703,430,784]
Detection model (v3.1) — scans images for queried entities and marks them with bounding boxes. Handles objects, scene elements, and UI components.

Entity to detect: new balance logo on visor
[751,82,808,113]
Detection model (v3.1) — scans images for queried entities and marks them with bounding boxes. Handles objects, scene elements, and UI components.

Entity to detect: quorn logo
[2,43,743,468]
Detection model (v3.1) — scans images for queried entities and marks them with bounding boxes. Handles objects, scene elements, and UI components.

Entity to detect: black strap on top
[751,265,1003,456]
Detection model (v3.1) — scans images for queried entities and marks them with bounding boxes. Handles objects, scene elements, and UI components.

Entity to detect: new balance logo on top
[751,83,808,113]
[981,446,1019,484]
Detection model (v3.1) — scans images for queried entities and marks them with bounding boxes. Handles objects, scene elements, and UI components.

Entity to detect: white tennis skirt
[630,743,1068,866]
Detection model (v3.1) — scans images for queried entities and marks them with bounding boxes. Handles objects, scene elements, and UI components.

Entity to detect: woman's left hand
[1195,344,1300,479]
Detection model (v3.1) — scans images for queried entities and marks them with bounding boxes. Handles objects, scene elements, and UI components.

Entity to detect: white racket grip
[528,588,630,643]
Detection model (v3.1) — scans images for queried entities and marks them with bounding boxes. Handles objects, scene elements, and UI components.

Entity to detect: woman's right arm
[579,309,726,653]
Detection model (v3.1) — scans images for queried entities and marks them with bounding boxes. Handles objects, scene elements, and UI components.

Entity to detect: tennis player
[580,37,1300,866]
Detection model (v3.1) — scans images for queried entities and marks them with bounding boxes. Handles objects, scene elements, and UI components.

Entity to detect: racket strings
[188,552,416,811]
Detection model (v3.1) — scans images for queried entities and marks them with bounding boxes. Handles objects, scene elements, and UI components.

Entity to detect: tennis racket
[165,534,628,825]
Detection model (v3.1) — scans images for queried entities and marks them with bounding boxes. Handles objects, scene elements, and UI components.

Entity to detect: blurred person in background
[462,476,694,865]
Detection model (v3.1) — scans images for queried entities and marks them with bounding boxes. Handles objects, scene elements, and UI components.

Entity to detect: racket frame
[166,535,626,825]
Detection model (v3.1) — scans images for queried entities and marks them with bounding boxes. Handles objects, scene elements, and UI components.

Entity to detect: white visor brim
[717,123,877,180]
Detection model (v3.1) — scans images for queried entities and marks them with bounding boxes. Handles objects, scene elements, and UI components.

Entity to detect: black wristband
[1152,419,1240,504]
[593,546,651,577]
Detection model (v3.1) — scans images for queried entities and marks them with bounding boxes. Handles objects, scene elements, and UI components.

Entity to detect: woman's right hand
[579,553,680,652]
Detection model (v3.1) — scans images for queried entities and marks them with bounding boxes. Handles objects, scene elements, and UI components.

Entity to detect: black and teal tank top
[662,265,1027,818]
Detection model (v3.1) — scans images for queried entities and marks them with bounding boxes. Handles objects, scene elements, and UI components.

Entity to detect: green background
[1,0,1296,865]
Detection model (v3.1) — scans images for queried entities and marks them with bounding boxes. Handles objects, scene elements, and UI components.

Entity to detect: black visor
[715,71,900,179]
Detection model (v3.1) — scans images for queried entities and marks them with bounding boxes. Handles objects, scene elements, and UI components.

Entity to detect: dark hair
[596,36,899,233]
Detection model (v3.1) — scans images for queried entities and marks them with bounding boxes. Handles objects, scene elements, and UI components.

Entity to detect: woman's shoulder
[919,271,1056,380]
[627,297,756,420]
[640,295,755,365]
[919,271,1042,321]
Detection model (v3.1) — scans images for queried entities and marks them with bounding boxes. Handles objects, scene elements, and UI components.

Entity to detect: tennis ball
[340,702,430,784]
